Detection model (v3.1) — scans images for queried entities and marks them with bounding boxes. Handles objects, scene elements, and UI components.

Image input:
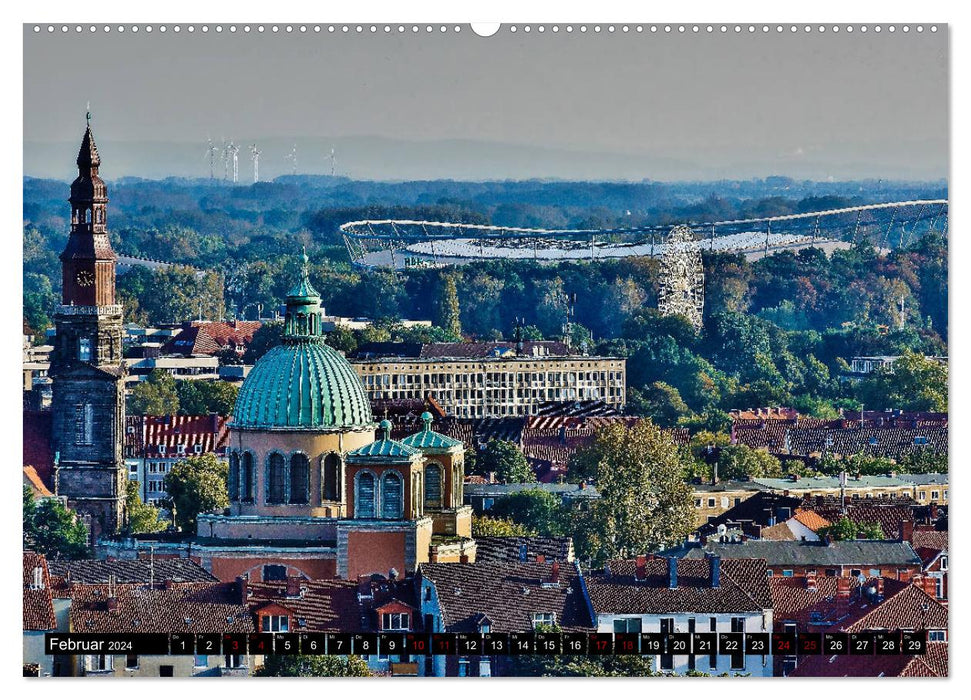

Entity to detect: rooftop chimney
[286,577,302,597]
[667,557,678,589]
[550,560,560,583]
[836,577,851,599]
[805,573,817,591]
[536,554,546,564]
[163,579,175,590]
[706,552,721,588]
[106,595,118,612]
[235,575,248,604]
[899,520,914,543]
[635,555,647,581]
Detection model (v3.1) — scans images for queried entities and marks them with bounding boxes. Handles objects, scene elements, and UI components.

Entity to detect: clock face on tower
[76,270,95,287]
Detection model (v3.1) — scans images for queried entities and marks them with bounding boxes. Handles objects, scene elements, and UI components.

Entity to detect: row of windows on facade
[611,616,757,671]
[84,654,245,673]
[259,612,410,634]
[227,452,449,514]
[361,371,623,386]
[365,386,615,399]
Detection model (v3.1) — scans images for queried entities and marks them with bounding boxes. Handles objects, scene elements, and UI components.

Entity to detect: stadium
[340,200,948,270]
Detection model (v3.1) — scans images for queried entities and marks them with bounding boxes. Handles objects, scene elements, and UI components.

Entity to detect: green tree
[471,515,536,537]
[434,273,463,339]
[162,453,229,532]
[510,653,657,677]
[23,487,90,559]
[899,450,947,474]
[176,380,239,416]
[715,445,783,481]
[326,325,358,354]
[819,516,859,541]
[255,655,372,677]
[489,489,567,536]
[857,522,885,540]
[573,420,694,564]
[628,381,692,428]
[124,481,166,534]
[243,321,284,363]
[129,369,180,415]
[856,351,948,412]
[478,439,534,483]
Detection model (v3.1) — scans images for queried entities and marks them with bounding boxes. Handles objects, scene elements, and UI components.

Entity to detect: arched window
[289,454,310,505]
[424,463,442,509]
[267,453,286,504]
[241,452,254,502]
[228,453,240,502]
[322,453,341,502]
[356,472,376,519]
[382,471,403,519]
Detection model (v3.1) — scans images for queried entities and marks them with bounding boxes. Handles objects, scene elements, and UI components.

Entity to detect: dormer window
[261,614,289,633]
[531,612,556,629]
[382,612,410,631]
[79,337,92,362]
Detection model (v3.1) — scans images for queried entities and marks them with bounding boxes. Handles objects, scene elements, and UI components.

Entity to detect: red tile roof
[70,580,253,634]
[791,510,831,531]
[587,557,772,616]
[247,579,363,633]
[162,321,261,357]
[801,498,920,539]
[841,583,947,633]
[125,414,229,457]
[791,643,947,677]
[420,561,593,633]
[23,552,56,631]
[912,530,948,551]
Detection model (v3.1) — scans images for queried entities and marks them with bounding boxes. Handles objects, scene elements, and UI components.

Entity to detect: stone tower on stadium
[49,113,127,538]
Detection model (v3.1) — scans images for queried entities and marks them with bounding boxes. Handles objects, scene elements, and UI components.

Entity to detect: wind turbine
[204,137,220,179]
[220,138,230,180]
[250,144,262,183]
[227,141,240,183]
[285,144,298,176]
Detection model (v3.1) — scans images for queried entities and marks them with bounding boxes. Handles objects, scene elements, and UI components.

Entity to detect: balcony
[391,662,420,676]
[56,304,123,316]
[217,665,250,677]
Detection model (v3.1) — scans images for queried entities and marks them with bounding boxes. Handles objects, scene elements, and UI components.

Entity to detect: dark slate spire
[76,108,101,171]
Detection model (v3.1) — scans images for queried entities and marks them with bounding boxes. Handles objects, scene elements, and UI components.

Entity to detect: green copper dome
[231,259,373,431]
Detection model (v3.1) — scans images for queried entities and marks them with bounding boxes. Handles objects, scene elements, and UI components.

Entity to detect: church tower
[49,113,126,538]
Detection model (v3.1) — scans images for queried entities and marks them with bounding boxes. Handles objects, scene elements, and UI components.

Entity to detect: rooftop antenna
[205,137,220,179]
[227,141,240,184]
[285,144,298,176]
[250,144,262,183]
[328,147,337,176]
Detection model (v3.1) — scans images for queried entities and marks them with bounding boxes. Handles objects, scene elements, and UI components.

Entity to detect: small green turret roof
[286,249,321,302]
[347,419,421,463]
[401,411,463,451]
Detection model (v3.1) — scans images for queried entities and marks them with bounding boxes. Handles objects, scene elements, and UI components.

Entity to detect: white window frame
[531,612,556,629]
[261,614,290,632]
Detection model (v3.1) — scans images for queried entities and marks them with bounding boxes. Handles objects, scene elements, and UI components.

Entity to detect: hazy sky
[23,24,948,181]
